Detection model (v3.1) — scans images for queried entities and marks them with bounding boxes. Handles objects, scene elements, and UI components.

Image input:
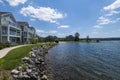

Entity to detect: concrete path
[0,45,29,58]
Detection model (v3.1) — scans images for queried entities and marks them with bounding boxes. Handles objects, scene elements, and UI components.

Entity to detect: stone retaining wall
[11,45,55,80]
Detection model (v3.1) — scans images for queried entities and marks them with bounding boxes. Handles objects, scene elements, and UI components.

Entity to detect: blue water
[48,41,120,80]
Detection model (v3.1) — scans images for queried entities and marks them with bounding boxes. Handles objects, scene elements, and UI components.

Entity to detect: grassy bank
[0,42,56,79]
[0,42,55,70]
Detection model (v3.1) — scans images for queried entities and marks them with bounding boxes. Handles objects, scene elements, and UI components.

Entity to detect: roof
[0,11,16,22]
[29,26,35,30]
[17,21,29,27]
[0,12,10,15]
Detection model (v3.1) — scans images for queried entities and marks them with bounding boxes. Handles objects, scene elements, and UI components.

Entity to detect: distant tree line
[36,35,58,42]
[65,32,80,41]
[36,32,104,43]
[36,32,80,43]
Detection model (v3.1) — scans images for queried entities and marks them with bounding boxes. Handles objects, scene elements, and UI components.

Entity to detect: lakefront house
[0,11,36,44]
[17,22,36,44]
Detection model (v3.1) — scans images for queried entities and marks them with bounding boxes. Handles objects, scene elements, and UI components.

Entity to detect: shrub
[0,42,18,50]
[10,43,18,47]
[5,43,10,47]
[0,43,6,50]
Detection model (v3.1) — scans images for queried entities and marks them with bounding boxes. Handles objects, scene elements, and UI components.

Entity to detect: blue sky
[0,0,120,38]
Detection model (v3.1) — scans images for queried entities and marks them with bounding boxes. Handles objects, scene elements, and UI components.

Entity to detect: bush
[0,45,4,50]
[5,43,10,47]
[0,42,18,50]
[10,43,18,47]
[0,43,6,50]
[30,38,37,44]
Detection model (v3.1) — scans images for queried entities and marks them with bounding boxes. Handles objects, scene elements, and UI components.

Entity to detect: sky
[0,0,120,38]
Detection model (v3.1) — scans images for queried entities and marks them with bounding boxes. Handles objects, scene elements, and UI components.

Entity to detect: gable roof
[29,26,35,30]
[0,11,16,22]
[17,21,29,27]
[0,12,9,15]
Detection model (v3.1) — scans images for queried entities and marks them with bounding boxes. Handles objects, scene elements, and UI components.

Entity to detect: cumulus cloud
[58,25,69,28]
[36,29,44,33]
[94,25,102,28]
[105,10,120,17]
[91,31,98,34]
[94,16,120,28]
[98,16,115,25]
[116,18,120,21]
[104,0,120,11]
[36,29,58,35]
[30,18,36,21]
[20,5,66,23]
[6,0,27,6]
[94,0,120,29]
[94,16,116,28]
[0,0,4,4]
[49,30,57,33]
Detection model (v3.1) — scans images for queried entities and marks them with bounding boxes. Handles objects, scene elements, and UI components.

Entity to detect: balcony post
[20,30,22,44]
[7,25,10,42]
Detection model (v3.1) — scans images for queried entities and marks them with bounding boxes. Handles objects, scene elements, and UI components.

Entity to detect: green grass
[0,42,56,70]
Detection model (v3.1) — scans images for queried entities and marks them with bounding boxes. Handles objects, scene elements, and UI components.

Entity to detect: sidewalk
[0,45,28,58]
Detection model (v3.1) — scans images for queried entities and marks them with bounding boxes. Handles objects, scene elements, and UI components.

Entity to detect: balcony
[2,27,8,36]
[23,34,27,38]
[10,31,21,37]
[2,31,7,36]
[17,33,20,36]
[9,21,21,30]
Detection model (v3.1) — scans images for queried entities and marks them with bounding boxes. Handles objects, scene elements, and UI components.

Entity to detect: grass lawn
[0,42,55,70]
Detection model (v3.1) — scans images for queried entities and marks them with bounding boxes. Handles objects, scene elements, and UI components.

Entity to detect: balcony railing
[9,21,21,30]
[10,31,21,37]
[2,31,7,35]
[23,35,27,38]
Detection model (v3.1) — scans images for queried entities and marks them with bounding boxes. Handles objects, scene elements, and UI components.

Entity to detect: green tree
[65,35,74,41]
[30,34,36,44]
[44,35,58,42]
[74,32,80,41]
[37,35,43,42]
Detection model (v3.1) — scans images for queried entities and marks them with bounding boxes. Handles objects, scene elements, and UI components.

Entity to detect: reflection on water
[48,41,120,80]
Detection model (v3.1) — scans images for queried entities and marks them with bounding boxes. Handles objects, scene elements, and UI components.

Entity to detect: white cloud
[94,16,115,28]
[89,31,99,37]
[57,33,64,36]
[116,18,120,21]
[0,0,4,4]
[94,25,102,28]
[105,10,120,16]
[104,0,120,11]
[36,29,57,35]
[30,18,36,21]
[58,25,69,28]
[20,5,66,23]
[92,31,98,34]
[6,0,27,6]
[98,16,114,25]
[112,29,120,33]
[36,29,44,33]
[94,0,120,29]
[49,30,57,33]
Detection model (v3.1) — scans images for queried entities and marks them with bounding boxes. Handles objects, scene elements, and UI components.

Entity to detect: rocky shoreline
[11,44,56,80]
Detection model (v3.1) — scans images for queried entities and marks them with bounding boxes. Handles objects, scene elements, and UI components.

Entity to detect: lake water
[47,41,120,80]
